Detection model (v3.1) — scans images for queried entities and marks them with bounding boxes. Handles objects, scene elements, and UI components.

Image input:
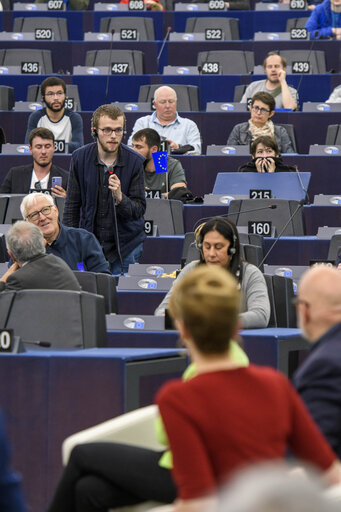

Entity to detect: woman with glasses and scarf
[227,92,294,153]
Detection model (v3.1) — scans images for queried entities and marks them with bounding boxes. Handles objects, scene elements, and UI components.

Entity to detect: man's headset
[195,217,238,259]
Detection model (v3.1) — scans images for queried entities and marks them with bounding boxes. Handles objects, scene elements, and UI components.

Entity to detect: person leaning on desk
[238,135,296,173]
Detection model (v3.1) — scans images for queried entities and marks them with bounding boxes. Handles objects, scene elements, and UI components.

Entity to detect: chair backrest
[3,195,25,224]
[100,16,155,40]
[0,289,107,348]
[228,199,305,236]
[271,274,297,327]
[263,274,277,328]
[279,49,326,74]
[326,125,341,145]
[242,243,264,269]
[85,50,144,74]
[13,17,69,40]
[185,17,240,40]
[73,271,118,314]
[234,84,247,102]
[27,84,82,110]
[0,86,14,110]
[277,123,297,153]
[138,84,200,111]
[197,50,254,74]
[145,198,184,235]
[0,49,53,74]
[285,17,309,31]
[328,235,341,261]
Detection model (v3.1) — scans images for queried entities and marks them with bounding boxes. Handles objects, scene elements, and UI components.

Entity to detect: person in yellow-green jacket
[47,342,248,512]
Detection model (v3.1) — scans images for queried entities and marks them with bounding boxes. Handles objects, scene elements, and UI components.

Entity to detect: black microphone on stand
[108,166,124,276]
[104,29,115,105]
[157,26,172,73]
[294,165,310,204]
[257,199,305,268]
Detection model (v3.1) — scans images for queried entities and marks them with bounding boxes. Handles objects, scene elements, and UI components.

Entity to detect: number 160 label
[248,221,272,237]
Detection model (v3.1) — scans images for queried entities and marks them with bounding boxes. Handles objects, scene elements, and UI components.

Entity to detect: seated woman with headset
[155,217,270,329]
[156,265,341,512]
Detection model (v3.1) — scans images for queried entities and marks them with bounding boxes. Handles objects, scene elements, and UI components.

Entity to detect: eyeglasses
[98,127,124,136]
[45,91,65,98]
[26,205,54,221]
[251,105,271,115]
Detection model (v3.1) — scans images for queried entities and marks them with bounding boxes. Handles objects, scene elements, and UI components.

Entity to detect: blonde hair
[169,265,240,354]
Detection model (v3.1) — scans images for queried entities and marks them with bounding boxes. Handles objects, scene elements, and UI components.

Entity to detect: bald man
[293,265,341,458]
[128,86,201,154]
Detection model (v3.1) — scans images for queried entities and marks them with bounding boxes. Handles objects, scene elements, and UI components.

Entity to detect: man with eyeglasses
[20,192,110,274]
[293,265,341,458]
[63,104,146,275]
[128,86,201,155]
[240,53,298,111]
[0,221,81,292]
[227,92,294,153]
[24,77,83,154]
[0,127,68,197]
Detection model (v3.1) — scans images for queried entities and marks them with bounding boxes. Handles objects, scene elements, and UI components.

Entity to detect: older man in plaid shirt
[63,104,146,275]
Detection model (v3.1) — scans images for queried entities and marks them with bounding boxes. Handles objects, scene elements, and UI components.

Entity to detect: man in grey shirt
[131,128,187,196]
[240,52,298,111]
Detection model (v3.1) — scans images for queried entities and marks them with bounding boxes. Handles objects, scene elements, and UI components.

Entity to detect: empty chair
[278,123,297,153]
[138,84,200,111]
[279,50,326,74]
[228,199,305,236]
[27,83,82,110]
[327,235,341,261]
[197,50,254,74]
[286,17,309,32]
[73,271,118,314]
[0,289,107,348]
[145,198,184,235]
[234,84,247,102]
[0,49,53,74]
[0,86,14,110]
[264,274,277,328]
[3,195,25,224]
[13,17,69,40]
[100,17,155,40]
[85,50,144,74]
[272,274,296,328]
[185,17,240,40]
[325,125,341,145]
[242,244,264,269]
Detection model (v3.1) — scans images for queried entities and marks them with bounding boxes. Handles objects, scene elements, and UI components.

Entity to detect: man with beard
[63,104,146,275]
[293,265,341,458]
[240,52,298,111]
[131,128,187,196]
[24,77,83,153]
[0,127,68,197]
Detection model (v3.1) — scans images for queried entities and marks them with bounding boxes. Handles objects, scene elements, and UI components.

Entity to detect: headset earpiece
[92,129,98,139]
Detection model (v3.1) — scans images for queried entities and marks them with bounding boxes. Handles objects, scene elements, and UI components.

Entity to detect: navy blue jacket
[63,142,146,260]
[293,322,341,458]
[46,224,110,274]
[0,410,26,512]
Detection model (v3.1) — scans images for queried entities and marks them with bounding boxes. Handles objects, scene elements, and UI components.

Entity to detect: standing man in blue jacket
[63,104,146,275]
[24,77,83,154]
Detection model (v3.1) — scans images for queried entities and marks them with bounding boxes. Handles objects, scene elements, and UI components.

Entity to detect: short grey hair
[20,192,55,219]
[154,86,177,101]
[6,221,45,263]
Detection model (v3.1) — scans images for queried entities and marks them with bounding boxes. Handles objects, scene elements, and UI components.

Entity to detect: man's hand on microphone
[109,174,122,203]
